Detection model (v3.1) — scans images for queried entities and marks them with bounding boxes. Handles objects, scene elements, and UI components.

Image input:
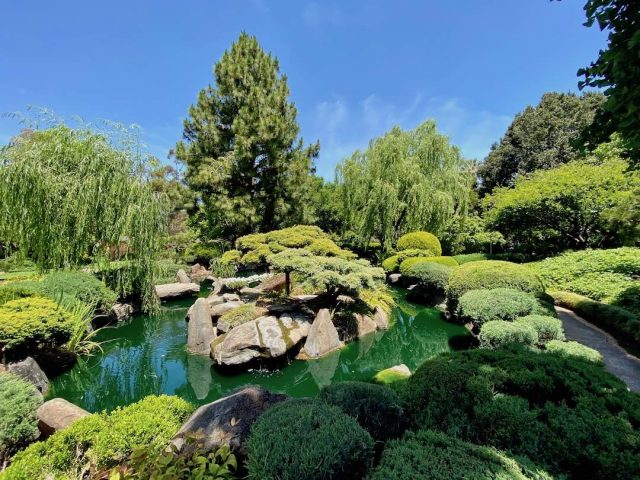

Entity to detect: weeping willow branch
[0,115,168,311]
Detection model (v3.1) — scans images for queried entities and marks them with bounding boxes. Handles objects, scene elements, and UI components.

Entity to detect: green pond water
[47,289,471,412]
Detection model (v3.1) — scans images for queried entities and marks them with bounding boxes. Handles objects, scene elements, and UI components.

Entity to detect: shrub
[0,372,41,462]
[546,340,603,363]
[447,260,545,309]
[3,395,193,478]
[307,238,357,259]
[0,284,38,306]
[404,262,452,305]
[0,297,76,356]
[39,271,117,311]
[401,346,640,478]
[318,381,406,443]
[183,241,225,265]
[399,256,458,275]
[453,253,489,264]
[479,320,538,349]
[218,304,261,328]
[359,287,395,314]
[220,249,243,266]
[246,398,374,480]
[381,254,400,273]
[373,366,411,385]
[456,288,538,327]
[516,315,564,345]
[368,429,553,480]
[396,231,442,256]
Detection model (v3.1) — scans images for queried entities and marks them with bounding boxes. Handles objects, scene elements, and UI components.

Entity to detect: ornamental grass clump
[455,288,538,327]
[246,398,374,480]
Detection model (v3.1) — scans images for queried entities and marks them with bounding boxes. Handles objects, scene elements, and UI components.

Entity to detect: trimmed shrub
[183,241,225,265]
[307,238,357,259]
[516,315,564,345]
[220,249,242,266]
[0,284,38,306]
[359,288,395,314]
[381,254,400,273]
[453,253,489,264]
[3,395,193,478]
[456,288,538,327]
[447,260,545,309]
[368,429,553,480]
[246,398,374,480]
[546,340,603,363]
[404,262,452,305]
[0,297,76,356]
[0,372,41,462]
[396,231,442,256]
[218,304,261,328]
[479,321,538,349]
[373,366,411,385]
[39,271,117,311]
[399,256,457,275]
[318,381,406,443]
[401,347,640,478]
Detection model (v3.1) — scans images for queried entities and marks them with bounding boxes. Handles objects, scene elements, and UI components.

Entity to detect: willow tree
[336,120,473,250]
[0,122,167,311]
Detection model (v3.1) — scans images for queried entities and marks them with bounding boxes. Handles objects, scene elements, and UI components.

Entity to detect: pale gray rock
[210,300,244,318]
[257,316,287,357]
[187,298,216,355]
[207,294,225,307]
[8,357,49,395]
[155,282,200,300]
[176,269,191,283]
[354,313,377,338]
[211,320,261,366]
[388,273,402,284]
[303,309,342,358]
[373,307,390,330]
[222,293,241,302]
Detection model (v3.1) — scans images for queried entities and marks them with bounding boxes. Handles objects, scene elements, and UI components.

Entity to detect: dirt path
[555,306,640,393]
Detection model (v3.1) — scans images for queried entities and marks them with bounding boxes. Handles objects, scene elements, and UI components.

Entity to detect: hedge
[318,381,406,443]
[0,372,41,462]
[479,320,538,349]
[515,315,564,345]
[400,346,640,478]
[396,231,442,256]
[453,253,489,264]
[246,398,374,480]
[456,288,538,327]
[368,429,553,480]
[447,260,545,310]
[545,340,603,363]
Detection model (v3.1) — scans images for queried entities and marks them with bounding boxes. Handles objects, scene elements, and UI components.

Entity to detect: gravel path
[555,306,640,393]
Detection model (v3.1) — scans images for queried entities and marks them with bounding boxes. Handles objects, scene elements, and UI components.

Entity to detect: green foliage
[579,0,640,165]
[0,255,35,274]
[550,290,640,351]
[246,398,374,480]
[396,231,442,255]
[0,372,41,462]
[318,381,406,443]
[479,320,538,349]
[373,366,411,385]
[336,121,473,250]
[175,33,319,239]
[0,283,38,306]
[368,429,553,480]
[268,249,384,297]
[0,122,167,312]
[183,241,224,266]
[404,262,452,304]
[220,250,242,266]
[399,256,457,274]
[456,288,539,327]
[515,315,564,345]
[478,92,604,193]
[446,261,544,309]
[453,253,489,264]
[359,287,395,314]
[0,297,76,356]
[483,159,639,257]
[545,340,603,363]
[529,247,640,316]
[381,254,400,273]
[3,395,193,478]
[218,304,261,328]
[401,346,640,478]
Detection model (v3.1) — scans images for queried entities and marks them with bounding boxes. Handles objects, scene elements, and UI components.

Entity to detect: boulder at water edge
[155,282,200,300]
[7,357,49,395]
[187,298,216,355]
[210,300,244,317]
[172,386,288,458]
[373,307,390,330]
[37,398,90,437]
[176,269,191,283]
[354,313,377,338]
[302,309,342,358]
[373,364,412,385]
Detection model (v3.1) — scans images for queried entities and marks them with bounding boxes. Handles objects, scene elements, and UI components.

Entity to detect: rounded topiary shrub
[405,262,453,305]
[396,231,442,256]
[545,340,603,363]
[479,320,538,349]
[399,256,458,275]
[368,429,552,480]
[446,260,545,309]
[381,255,400,273]
[318,381,406,443]
[246,398,374,480]
[455,288,538,327]
[516,315,564,345]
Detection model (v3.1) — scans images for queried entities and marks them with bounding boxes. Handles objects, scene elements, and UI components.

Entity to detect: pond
[47,288,471,412]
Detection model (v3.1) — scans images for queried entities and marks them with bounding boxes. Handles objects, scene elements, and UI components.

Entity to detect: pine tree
[176,33,318,240]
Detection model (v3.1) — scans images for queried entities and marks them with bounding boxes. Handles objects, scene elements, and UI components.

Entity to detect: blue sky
[0,0,606,179]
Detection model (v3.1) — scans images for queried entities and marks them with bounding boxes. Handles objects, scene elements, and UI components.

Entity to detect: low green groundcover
[0,372,41,463]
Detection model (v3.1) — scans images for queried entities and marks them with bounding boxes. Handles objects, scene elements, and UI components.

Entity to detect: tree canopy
[478,92,604,194]
[336,120,473,251]
[175,32,319,241]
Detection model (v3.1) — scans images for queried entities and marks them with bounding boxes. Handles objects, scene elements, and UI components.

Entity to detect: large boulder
[187,298,216,355]
[190,263,211,281]
[211,320,262,366]
[373,307,390,330]
[302,309,342,358]
[210,300,244,318]
[206,294,225,307]
[37,398,90,437]
[354,313,377,338]
[222,293,241,302]
[7,357,49,395]
[176,269,191,284]
[155,282,200,300]
[279,313,312,345]
[172,386,288,458]
[256,316,287,357]
[259,273,286,292]
[110,303,134,323]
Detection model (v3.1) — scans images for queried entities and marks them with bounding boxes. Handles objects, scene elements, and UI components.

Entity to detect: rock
[155,282,200,300]
[373,364,411,385]
[337,295,355,304]
[190,263,211,281]
[373,307,390,330]
[32,350,77,378]
[292,294,318,302]
[7,357,49,395]
[37,398,90,437]
[211,321,262,366]
[207,294,225,307]
[187,298,216,355]
[257,316,287,357]
[222,293,241,302]
[266,303,298,315]
[176,269,191,283]
[280,313,312,345]
[388,273,402,285]
[302,309,342,358]
[259,273,287,292]
[172,386,288,458]
[354,313,377,338]
[239,287,262,301]
[210,300,244,318]
[211,277,224,295]
[110,303,134,322]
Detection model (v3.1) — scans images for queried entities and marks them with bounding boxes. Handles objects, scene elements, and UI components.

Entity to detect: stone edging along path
[555,306,640,393]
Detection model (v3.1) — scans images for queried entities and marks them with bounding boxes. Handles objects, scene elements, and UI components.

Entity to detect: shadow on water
[48,288,471,412]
